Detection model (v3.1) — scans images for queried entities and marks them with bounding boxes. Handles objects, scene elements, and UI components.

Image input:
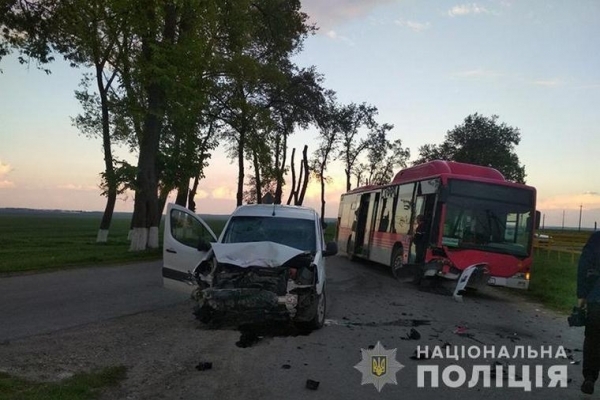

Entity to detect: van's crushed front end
[191,242,320,326]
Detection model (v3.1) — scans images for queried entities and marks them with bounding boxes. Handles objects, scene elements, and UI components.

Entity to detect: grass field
[526,229,592,312]
[0,366,126,400]
[0,212,225,275]
[0,212,335,275]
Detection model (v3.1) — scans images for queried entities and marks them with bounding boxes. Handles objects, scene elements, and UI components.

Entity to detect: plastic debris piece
[306,379,320,390]
[195,362,213,371]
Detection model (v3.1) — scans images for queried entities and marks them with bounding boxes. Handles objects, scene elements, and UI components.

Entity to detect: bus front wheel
[391,247,404,279]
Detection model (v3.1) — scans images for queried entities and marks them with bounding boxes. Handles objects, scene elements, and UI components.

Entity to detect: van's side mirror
[323,241,338,257]
[197,238,212,252]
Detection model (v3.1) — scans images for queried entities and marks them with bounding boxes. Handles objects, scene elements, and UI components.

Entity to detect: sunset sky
[1,0,599,228]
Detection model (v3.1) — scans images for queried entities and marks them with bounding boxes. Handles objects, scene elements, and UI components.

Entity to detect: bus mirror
[535,211,541,230]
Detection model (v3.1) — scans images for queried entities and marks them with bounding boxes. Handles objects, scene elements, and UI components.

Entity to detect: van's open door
[163,203,217,293]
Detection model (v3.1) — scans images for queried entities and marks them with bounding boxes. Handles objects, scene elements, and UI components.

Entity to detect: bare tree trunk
[95,60,117,243]
[274,133,287,204]
[130,3,174,250]
[298,145,310,205]
[175,179,189,206]
[319,166,326,227]
[286,147,296,205]
[97,189,116,243]
[253,148,262,204]
[236,134,245,206]
[188,173,200,212]
[158,185,171,221]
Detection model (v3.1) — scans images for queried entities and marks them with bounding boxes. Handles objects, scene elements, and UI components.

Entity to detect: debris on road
[195,362,213,371]
[402,328,421,341]
[281,364,291,369]
[305,379,320,390]
[236,331,261,348]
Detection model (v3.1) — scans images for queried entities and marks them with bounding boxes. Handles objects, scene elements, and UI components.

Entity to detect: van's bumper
[194,288,298,325]
[488,273,530,290]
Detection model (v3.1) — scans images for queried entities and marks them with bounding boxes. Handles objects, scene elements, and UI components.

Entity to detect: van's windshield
[222,216,317,253]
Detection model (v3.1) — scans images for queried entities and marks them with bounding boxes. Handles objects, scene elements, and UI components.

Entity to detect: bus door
[410,180,439,262]
[363,192,380,256]
[354,193,371,254]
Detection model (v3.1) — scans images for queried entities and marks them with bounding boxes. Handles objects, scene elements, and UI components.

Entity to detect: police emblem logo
[354,341,404,392]
[372,356,387,377]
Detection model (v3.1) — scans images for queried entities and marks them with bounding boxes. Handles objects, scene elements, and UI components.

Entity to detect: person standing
[413,214,428,264]
[577,231,600,395]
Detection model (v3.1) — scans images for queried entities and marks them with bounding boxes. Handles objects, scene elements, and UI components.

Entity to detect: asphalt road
[0,256,589,399]
[0,261,188,341]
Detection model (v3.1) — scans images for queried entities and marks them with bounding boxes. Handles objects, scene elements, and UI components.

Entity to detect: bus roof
[344,160,515,196]
[391,160,505,184]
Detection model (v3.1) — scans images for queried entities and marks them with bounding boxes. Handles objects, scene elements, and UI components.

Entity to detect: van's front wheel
[308,287,326,330]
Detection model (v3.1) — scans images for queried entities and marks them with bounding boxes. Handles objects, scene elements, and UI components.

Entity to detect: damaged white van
[162,203,338,330]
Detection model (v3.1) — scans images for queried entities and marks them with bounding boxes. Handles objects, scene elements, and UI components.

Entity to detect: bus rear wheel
[391,247,404,279]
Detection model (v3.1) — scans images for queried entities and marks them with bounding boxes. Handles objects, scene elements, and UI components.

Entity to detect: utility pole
[578,204,583,232]
[562,210,565,230]
[542,213,545,229]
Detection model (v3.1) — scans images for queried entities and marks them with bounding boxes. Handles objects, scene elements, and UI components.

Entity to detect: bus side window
[394,183,414,234]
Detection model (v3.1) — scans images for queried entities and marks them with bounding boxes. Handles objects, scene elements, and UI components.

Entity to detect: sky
[1,0,599,228]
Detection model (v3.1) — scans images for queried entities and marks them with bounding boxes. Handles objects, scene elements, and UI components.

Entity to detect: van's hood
[211,241,306,268]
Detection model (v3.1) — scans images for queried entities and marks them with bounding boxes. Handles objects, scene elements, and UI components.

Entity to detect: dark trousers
[584,302,600,382]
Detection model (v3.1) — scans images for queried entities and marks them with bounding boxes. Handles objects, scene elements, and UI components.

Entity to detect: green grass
[0,213,226,275]
[527,249,579,312]
[0,366,127,400]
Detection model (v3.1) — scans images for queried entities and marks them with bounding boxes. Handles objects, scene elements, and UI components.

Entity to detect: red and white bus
[335,160,537,290]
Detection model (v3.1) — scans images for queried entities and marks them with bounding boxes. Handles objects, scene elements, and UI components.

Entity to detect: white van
[162,203,338,329]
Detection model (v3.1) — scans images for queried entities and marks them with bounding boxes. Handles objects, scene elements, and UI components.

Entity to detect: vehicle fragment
[195,362,213,371]
[405,328,421,340]
[305,379,320,390]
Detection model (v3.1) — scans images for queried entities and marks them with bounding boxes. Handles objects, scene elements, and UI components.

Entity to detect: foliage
[413,113,526,183]
[355,126,410,187]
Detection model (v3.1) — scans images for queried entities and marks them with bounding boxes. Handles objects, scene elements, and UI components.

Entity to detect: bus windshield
[441,180,534,257]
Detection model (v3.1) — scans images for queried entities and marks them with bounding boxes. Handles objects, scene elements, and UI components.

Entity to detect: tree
[312,100,341,226]
[336,103,379,192]
[413,113,526,183]
[286,145,310,206]
[1,0,132,243]
[358,131,410,187]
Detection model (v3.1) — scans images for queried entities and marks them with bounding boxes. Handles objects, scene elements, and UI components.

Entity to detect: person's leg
[583,303,600,392]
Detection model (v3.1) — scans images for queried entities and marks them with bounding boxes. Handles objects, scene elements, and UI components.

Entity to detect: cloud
[395,19,431,32]
[302,0,396,30]
[325,30,354,45]
[0,159,14,188]
[57,184,98,191]
[212,186,236,200]
[447,3,490,17]
[531,79,564,87]
[0,180,15,189]
[0,159,12,177]
[537,192,600,211]
[453,69,503,78]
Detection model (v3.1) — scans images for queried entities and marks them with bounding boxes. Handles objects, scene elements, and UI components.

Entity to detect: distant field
[525,229,593,312]
[0,213,225,275]
[0,212,336,275]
